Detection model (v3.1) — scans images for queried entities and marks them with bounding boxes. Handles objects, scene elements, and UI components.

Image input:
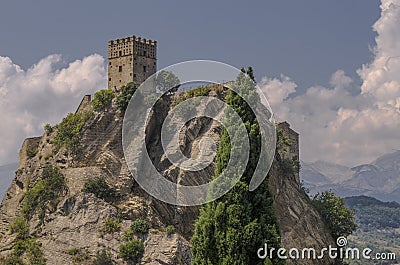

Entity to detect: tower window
[109,78,111,81]
[119,51,122,57]
[119,66,122,72]
[144,51,147,57]
[143,65,147,72]
[109,62,111,65]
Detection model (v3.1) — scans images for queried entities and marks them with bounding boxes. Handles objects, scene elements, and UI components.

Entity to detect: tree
[92,89,114,111]
[312,190,357,239]
[191,69,283,265]
[116,82,138,111]
[240,66,255,82]
[44,123,53,134]
[246,66,255,82]
[155,70,180,93]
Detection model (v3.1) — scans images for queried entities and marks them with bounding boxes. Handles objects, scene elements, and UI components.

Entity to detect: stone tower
[108,35,157,90]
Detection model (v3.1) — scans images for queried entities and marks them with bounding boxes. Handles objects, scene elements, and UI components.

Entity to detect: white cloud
[259,74,297,106]
[261,0,400,166]
[0,54,106,165]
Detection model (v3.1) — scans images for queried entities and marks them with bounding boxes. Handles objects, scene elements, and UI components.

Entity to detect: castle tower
[108,35,157,90]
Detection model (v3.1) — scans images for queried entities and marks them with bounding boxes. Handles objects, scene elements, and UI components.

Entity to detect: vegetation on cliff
[54,110,94,154]
[0,66,353,264]
[119,239,144,263]
[191,68,283,265]
[3,166,66,264]
[116,82,138,111]
[92,89,114,112]
[312,191,357,239]
[83,176,115,202]
[21,166,67,222]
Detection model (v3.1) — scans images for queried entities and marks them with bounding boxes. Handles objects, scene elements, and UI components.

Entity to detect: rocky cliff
[0,87,337,264]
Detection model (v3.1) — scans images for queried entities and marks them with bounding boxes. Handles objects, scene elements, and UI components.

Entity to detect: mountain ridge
[301,150,400,202]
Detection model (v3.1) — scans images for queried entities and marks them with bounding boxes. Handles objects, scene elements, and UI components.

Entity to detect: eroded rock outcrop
[0,89,337,264]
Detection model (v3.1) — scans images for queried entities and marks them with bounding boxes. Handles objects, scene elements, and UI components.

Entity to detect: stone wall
[75,95,92,113]
[18,137,41,170]
[277,121,300,183]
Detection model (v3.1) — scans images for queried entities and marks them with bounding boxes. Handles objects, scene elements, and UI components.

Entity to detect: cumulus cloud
[261,0,400,166]
[0,54,106,165]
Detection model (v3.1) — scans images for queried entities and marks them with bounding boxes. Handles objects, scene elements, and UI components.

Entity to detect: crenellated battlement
[108,36,157,46]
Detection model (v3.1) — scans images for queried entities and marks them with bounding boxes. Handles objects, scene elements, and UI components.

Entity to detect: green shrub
[116,82,137,111]
[165,225,175,237]
[44,123,53,134]
[10,217,29,239]
[67,247,80,256]
[312,190,357,239]
[83,177,115,201]
[67,247,90,263]
[3,254,24,265]
[26,147,37,158]
[93,249,113,265]
[123,229,135,241]
[130,219,150,234]
[8,197,48,264]
[101,218,121,235]
[11,238,45,265]
[92,89,114,111]
[280,158,297,175]
[186,86,211,98]
[21,166,66,221]
[54,111,94,154]
[119,240,144,263]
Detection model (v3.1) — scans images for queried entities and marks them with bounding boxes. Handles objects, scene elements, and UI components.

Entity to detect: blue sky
[1,0,400,167]
[1,0,379,88]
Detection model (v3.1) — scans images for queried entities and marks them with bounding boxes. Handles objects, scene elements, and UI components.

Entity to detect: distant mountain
[0,162,18,201]
[301,150,400,202]
[345,195,400,230]
[344,196,400,265]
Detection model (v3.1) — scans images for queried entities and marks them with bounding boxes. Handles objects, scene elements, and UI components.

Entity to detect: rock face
[0,90,337,264]
[269,159,338,265]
